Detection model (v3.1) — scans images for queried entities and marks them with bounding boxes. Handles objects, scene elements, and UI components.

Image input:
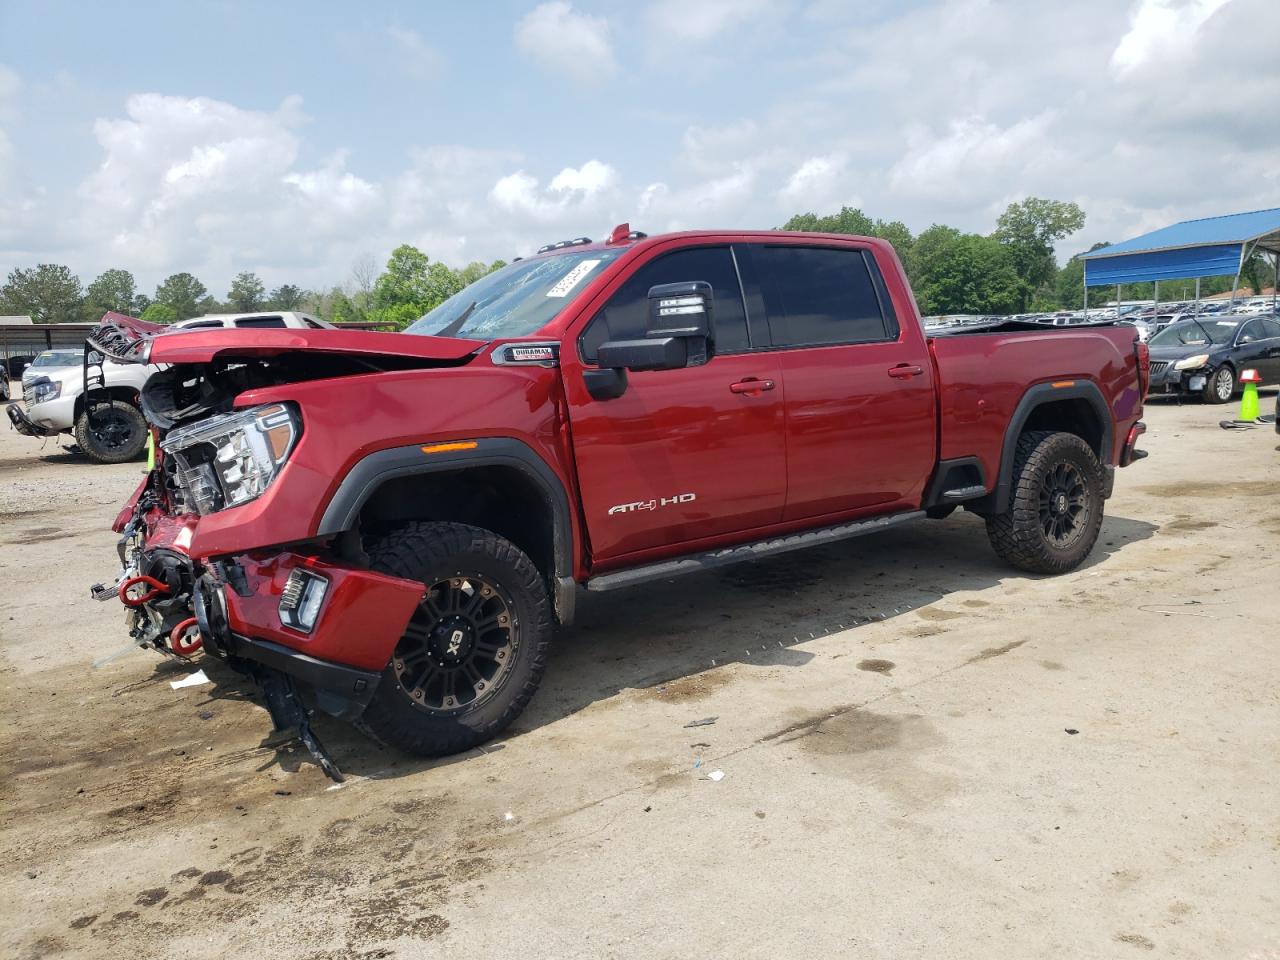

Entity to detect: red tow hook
[119,575,170,607]
[170,617,203,657]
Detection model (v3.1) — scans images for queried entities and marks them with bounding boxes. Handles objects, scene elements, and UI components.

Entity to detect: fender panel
[315,437,577,623]
[971,380,1113,515]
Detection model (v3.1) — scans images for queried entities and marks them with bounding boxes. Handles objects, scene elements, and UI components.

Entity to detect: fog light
[279,570,329,633]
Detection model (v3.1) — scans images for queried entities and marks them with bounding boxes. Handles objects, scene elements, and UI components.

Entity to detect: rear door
[1237,318,1280,382]
[564,244,787,562]
[750,243,936,521]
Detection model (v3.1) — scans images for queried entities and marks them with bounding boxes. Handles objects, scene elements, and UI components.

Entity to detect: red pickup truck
[93,227,1148,778]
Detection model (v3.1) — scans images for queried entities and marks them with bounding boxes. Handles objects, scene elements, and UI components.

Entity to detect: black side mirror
[585,280,715,401]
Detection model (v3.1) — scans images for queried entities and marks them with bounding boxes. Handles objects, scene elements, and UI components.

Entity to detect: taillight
[1135,340,1150,396]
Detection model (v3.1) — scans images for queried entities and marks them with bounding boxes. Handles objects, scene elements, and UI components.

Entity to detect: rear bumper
[1120,421,1147,467]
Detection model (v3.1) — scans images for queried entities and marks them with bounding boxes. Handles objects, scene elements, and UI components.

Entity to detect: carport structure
[1081,206,1280,316]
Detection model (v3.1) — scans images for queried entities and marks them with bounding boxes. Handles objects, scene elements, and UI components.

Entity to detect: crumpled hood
[87,312,483,366]
[145,327,483,366]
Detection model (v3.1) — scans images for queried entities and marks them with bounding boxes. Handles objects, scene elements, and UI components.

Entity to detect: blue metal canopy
[1082,206,1280,287]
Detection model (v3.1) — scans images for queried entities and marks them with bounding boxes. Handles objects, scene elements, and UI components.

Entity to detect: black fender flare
[316,437,577,624]
[972,380,1113,515]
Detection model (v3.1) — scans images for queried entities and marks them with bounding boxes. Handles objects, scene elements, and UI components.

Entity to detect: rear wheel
[74,401,147,463]
[361,521,552,756]
[1201,365,1234,404]
[985,430,1104,575]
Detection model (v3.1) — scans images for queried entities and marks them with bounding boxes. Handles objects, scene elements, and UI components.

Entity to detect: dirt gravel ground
[1,388,1277,960]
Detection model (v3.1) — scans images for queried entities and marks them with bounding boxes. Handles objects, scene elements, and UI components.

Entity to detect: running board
[586,510,925,592]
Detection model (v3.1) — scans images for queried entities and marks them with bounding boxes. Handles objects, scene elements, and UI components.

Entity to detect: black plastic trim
[5,401,54,437]
[970,380,1113,515]
[316,437,576,623]
[230,634,379,719]
[922,455,988,509]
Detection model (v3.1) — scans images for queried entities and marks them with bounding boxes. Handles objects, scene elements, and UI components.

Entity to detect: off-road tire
[74,401,147,463]
[361,521,552,756]
[1201,364,1234,404]
[984,430,1104,575]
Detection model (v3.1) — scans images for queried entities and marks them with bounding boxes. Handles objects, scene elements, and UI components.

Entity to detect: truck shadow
[306,510,1156,781]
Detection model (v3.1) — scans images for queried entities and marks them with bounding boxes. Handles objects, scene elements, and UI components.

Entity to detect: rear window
[758,246,895,347]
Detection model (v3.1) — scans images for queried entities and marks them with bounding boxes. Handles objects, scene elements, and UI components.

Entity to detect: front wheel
[74,401,147,463]
[361,521,552,756]
[984,430,1104,575]
[1201,365,1234,404]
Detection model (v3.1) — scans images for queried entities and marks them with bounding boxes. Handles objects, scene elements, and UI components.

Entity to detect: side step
[941,484,986,500]
[586,510,925,592]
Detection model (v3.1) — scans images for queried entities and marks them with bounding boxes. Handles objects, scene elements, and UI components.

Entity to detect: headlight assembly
[1173,354,1210,371]
[30,379,62,403]
[161,403,301,515]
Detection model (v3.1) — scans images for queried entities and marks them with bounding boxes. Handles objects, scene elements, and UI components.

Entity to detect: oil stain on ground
[967,640,1026,664]
[857,659,896,674]
[1140,480,1274,498]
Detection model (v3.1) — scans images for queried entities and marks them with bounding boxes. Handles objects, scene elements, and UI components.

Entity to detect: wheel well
[74,387,141,420]
[357,466,556,586]
[1019,398,1104,459]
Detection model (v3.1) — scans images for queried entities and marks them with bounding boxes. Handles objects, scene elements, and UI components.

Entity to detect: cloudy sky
[1,0,1277,294]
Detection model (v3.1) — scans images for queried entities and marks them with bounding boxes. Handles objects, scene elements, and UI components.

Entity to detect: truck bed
[928,323,1144,487]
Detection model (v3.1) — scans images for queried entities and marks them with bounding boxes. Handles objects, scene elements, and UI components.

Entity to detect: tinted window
[759,246,891,347]
[235,317,288,328]
[580,246,749,362]
[1257,318,1280,338]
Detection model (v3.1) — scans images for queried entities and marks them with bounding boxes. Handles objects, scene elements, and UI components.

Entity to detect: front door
[563,245,786,562]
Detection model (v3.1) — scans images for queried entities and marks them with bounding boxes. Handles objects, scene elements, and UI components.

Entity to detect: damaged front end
[87,317,443,780]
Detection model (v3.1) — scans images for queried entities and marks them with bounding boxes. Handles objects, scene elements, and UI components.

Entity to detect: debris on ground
[684,716,718,728]
[169,670,210,690]
[707,770,726,782]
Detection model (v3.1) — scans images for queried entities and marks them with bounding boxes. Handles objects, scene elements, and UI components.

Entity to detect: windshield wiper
[435,301,477,338]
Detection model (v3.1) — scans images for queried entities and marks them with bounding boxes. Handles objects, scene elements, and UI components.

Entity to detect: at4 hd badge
[608,493,697,516]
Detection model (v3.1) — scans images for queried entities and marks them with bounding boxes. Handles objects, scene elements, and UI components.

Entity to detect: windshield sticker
[1215,320,1239,326]
[545,259,601,298]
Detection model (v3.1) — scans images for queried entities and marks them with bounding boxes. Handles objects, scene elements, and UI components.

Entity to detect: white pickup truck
[6,312,333,463]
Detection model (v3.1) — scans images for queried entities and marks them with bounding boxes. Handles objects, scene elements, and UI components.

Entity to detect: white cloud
[515,2,616,82]
[778,154,849,209]
[491,159,618,222]
[1111,0,1233,74]
[645,0,782,43]
[387,26,444,81]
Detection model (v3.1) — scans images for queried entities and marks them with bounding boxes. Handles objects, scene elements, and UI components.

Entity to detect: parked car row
[5,312,333,463]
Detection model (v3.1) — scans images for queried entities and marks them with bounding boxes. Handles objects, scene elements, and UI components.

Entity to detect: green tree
[993,197,1086,311]
[781,206,914,260]
[83,268,137,320]
[371,244,459,328]
[227,271,266,312]
[908,225,1021,315]
[140,302,178,325]
[154,273,208,321]
[0,264,83,323]
[268,283,304,310]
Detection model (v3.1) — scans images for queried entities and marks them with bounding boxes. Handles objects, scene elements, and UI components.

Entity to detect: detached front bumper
[1146,362,1207,396]
[194,551,423,720]
[6,401,55,437]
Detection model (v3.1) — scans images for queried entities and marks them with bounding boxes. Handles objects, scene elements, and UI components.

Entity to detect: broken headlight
[29,378,62,403]
[161,403,300,515]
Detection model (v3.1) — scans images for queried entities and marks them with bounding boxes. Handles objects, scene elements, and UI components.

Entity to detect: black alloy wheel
[393,574,517,712]
[361,521,552,757]
[1038,460,1090,548]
